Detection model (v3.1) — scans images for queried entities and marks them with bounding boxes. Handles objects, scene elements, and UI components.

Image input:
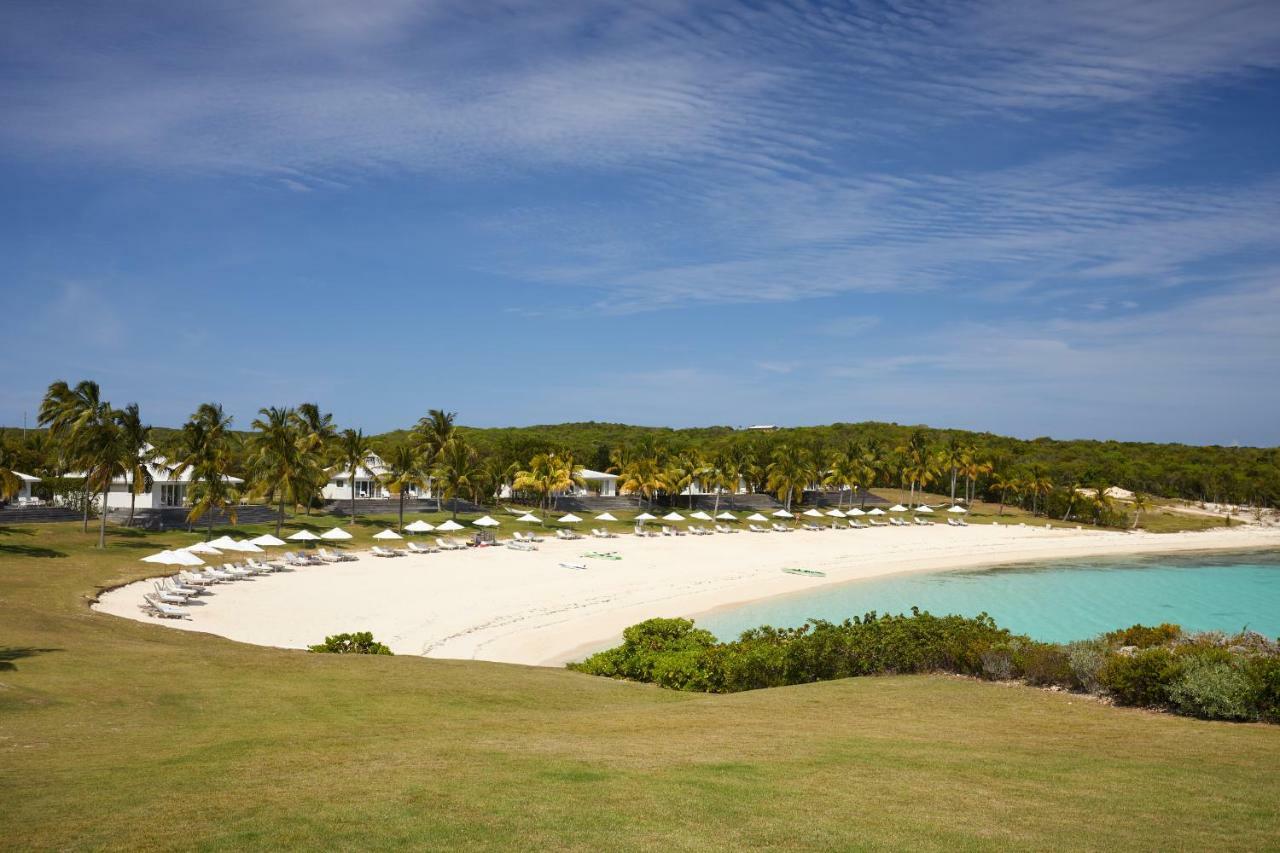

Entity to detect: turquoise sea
[697,549,1280,643]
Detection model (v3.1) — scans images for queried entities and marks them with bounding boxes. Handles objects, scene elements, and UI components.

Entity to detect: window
[335,479,345,488]
[159,484,186,507]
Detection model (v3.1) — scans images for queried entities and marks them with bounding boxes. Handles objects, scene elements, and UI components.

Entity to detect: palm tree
[115,403,154,528]
[39,379,113,532]
[513,452,583,514]
[0,440,24,502]
[990,473,1014,515]
[248,406,304,536]
[766,444,812,512]
[896,431,934,508]
[856,440,885,508]
[1026,467,1053,517]
[961,447,991,506]
[617,454,665,509]
[293,403,336,515]
[337,428,373,522]
[939,437,965,506]
[166,403,239,539]
[1130,492,1150,529]
[379,441,428,532]
[413,409,456,511]
[433,437,482,520]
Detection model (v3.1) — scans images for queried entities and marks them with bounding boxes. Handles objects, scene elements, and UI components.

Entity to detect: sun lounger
[165,577,206,596]
[748,524,770,533]
[177,571,214,587]
[848,520,867,529]
[370,545,402,557]
[143,594,190,619]
[406,541,436,554]
[771,523,793,533]
[801,522,823,531]
[868,519,887,527]
[914,517,932,526]
[957,519,970,527]
[220,562,254,579]
[152,582,191,604]
[506,540,536,551]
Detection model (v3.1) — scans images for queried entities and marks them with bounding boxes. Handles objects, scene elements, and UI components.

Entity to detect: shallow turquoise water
[698,549,1280,643]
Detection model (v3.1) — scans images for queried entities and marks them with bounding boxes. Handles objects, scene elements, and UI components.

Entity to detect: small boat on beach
[782,567,826,577]
[560,562,588,571]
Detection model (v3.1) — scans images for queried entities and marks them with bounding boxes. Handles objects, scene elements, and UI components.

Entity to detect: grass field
[3,520,1279,851]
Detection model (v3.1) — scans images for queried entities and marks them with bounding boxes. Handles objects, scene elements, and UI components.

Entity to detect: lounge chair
[177,571,214,588]
[868,519,887,527]
[801,522,823,531]
[748,524,770,533]
[370,545,401,557]
[914,517,932,526]
[506,539,536,551]
[165,577,206,596]
[522,530,545,543]
[848,520,867,530]
[957,518,970,527]
[590,528,609,539]
[771,523,792,533]
[222,562,255,579]
[143,594,190,619]
[556,529,582,541]
[406,541,436,554]
[152,582,191,604]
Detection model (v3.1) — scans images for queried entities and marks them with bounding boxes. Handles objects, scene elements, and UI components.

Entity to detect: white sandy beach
[95,524,1280,666]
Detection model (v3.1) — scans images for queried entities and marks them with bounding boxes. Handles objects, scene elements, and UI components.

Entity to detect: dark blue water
[698,550,1280,643]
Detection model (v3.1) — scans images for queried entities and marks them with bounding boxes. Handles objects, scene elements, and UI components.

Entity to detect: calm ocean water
[697,549,1280,643]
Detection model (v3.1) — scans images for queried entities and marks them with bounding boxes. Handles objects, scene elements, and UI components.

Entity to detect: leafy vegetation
[309,631,394,655]
[574,615,1280,724]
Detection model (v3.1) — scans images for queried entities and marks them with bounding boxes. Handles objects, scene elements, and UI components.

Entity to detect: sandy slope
[95,523,1280,666]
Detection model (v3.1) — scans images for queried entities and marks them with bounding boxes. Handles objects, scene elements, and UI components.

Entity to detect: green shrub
[1066,640,1108,693]
[1244,656,1280,723]
[1016,642,1076,687]
[1168,658,1256,721]
[1099,648,1183,707]
[980,643,1017,681]
[308,632,393,655]
[1103,623,1182,649]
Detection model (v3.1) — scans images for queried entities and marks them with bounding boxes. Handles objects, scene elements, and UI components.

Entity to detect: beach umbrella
[142,550,190,565]
[321,527,353,540]
[889,504,908,512]
[249,533,285,547]
[558,513,583,524]
[867,508,885,516]
[474,515,500,527]
[208,535,240,549]
[436,519,464,532]
[594,512,618,522]
[516,513,541,524]
[405,520,435,533]
[634,512,657,522]
[183,541,223,555]
[746,512,769,522]
[915,505,934,513]
[373,529,403,540]
[689,511,713,521]
[661,511,685,522]
[772,509,794,518]
[715,511,737,521]
[288,530,320,541]
[847,508,866,516]
[948,505,968,514]
[230,539,264,553]
[802,509,823,518]
[825,509,846,518]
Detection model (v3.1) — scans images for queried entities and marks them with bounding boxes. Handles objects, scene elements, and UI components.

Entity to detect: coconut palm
[433,437,482,520]
[939,437,965,506]
[166,403,240,539]
[960,447,991,506]
[293,403,336,515]
[115,403,154,527]
[413,409,457,511]
[337,428,373,522]
[247,406,305,536]
[39,379,113,532]
[379,441,429,532]
[617,454,665,509]
[0,440,24,502]
[990,472,1015,515]
[855,440,886,508]
[1026,467,1054,517]
[766,444,812,512]
[1130,492,1150,529]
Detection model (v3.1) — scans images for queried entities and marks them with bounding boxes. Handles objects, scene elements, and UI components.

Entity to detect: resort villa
[4,470,41,505]
[59,445,245,510]
[326,457,618,501]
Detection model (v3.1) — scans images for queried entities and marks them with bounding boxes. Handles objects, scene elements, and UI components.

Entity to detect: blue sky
[2,0,1279,445]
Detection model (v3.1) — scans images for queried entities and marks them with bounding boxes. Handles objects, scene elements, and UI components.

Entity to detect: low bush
[1066,640,1108,693]
[308,632,393,655]
[1245,656,1280,723]
[1168,657,1255,721]
[1099,648,1183,707]
[1016,642,1076,688]
[1103,623,1181,649]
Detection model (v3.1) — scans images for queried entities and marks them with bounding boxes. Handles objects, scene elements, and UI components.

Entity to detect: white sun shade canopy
[772,509,794,518]
[948,505,968,513]
[746,513,769,522]
[889,504,908,512]
[802,509,823,517]
[474,515,500,527]
[634,512,657,521]
[142,550,202,566]
[594,512,618,522]
[404,520,435,532]
[321,527,353,540]
[661,512,685,522]
[558,513,583,524]
[867,507,886,515]
[715,512,737,520]
[825,509,847,518]
[516,513,541,524]
[915,505,934,513]
[249,534,286,547]
[689,511,713,521]
[229,540,264,552]
[436,519,464,532]
[372,529,403,540]
[207,535,240,549]
[183,541,223,555]
[288,529,321,541]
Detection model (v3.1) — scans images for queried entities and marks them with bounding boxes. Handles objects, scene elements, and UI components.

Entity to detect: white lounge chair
[370,545,401,558]
[222,562,254,579]
[406,541,436,554]
[748,524,770,533]
[771,523,793,533]
[801,522,823,531]
[507,539,536,551]
[868,519,887,527]
[143,594,190,619]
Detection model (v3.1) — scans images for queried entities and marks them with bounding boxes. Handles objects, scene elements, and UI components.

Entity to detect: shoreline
[94,524,1280,667]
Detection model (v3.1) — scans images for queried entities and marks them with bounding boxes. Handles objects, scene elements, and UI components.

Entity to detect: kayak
[782,567,826,577]
[560,562,588,571]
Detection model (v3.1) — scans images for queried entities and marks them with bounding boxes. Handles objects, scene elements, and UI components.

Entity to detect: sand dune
[95,523,1280,666]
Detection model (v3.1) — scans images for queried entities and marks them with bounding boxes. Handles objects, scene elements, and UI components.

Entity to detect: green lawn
[2,521,1279,851]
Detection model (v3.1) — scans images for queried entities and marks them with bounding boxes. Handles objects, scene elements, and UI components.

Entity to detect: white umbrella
[772,509,794,518]
[847,508,866,516]
[634,512,657,522]
[802,509,823,518]
[825,509,847,518]
[746,513,769,522]
[867,507,886,516]
[915,505,934,513]
[558,513,583,524]
[436,519,464,532]
[321,527,353,540]
[689,511,713,521]
[661,512,685,522]
[249,534,285,547]
[405,520,435,532]
[208,535,240,549]
[183,541,223,555]
[230,539,264,553]
[889,504,908,512]
[715,511,737,521]
[516,513,541,524]
[141,550,187,565]
[948,505,968,514]
[373,529,403,540]
[594,512,618,522]
[288,530,320,541]
[474,515,500,527]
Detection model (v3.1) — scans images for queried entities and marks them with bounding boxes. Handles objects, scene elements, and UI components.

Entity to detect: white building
[5,471,41,505]
[90,446,245,510]
[498,469,619,499]
[322,454,432,502]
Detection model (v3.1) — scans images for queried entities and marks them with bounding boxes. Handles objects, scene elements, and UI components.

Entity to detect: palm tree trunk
[350,468,357,522]
[82,492,90,532]
[98,485,108,548]
[399,491,405,532]
[128,475,137,526]
[277,493,285,536]
[950,469,957,504]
